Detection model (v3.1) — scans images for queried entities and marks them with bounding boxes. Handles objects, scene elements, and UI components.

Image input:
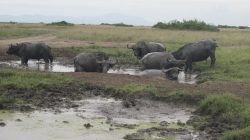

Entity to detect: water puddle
[0,60,74,72]
[108,68,198,84]
[0,97,194,140]
[0,60,198,84]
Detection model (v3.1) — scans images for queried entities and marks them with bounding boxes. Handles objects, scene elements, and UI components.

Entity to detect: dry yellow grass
[1,23,250,49]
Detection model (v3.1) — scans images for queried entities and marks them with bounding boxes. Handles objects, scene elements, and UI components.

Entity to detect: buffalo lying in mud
[141,52,185,70]
[141,52,185,80]
[6,42,53,65]
[172,39,218,73]
[74,52,116,72]
[127,41,166,59]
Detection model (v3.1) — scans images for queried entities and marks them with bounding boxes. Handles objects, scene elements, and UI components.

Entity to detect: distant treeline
[100,23,134,27]
[47,21,74,26]
[1,20,249,30]
[218,25,249,29]
[153,19,219,32]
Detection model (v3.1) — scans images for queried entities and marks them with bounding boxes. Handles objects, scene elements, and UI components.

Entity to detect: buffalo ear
[138,41,146,47]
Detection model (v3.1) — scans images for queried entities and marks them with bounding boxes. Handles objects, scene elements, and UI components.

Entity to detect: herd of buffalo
[6,39,218,80]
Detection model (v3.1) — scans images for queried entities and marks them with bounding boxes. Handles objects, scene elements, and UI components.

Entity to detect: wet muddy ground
[0,96,209,140]
[0,59,198,84]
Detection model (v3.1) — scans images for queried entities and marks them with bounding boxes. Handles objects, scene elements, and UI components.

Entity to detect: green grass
[106,84,158,95]
[194,94,250,139]
[197,94,246,122]
[0,96,16,105]
[0,68,73,89]
[189,47,250,82]
[220,126,250,140]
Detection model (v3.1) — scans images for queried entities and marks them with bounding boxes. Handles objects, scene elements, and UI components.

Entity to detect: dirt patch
[124,126,211,140]
[67,72,250,97]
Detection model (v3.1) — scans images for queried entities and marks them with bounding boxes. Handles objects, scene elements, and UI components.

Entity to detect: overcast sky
[0,0,249,26]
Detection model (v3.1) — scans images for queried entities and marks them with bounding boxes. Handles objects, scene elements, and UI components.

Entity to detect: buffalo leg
[210,52,216,67]
[185,58,192,73]
[49,56,53,63]
[21,57,28,65]
[44,58,49,63]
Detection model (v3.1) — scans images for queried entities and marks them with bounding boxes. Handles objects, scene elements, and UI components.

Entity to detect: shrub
[153,19,219,31]
[101,23,133,27]
[47,21,74,26]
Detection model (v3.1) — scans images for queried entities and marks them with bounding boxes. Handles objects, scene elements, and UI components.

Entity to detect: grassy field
[1,23,250,82]
[1,23,250,47]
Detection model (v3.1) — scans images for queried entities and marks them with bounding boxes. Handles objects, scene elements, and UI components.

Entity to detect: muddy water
[0,60,74,72]
[0,97,193,140]
[108,68,198,84]
[0,60,198,84]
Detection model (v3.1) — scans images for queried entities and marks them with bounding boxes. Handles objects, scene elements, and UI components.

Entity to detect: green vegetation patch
[47,21,74,26]
[220,126,250,140]
[0,26,49,39]
[153,19,219,32]
[192,93,250,139]
[191,47,250,82]
[197,94,245,122]
[101,23,134,27]
[0,68,73,89]
[106,84,158,95]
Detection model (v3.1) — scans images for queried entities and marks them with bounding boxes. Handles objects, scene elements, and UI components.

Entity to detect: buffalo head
[162,67,183,80]
[6,44,20,55]
[127,41,147,59]
[96,58,116,73]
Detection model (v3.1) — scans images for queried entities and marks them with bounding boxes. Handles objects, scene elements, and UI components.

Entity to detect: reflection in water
[0,60,75,72]
[108,68,198,84]
[178,71,198,84]
[0,60,198,84]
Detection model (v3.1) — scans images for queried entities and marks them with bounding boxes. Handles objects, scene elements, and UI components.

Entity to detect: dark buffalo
[6,42,53,65]
[172,39,218,72]
[141,52,185,70]
[127,41,166,59]
[140,52,185,80]
[74,52,116,72]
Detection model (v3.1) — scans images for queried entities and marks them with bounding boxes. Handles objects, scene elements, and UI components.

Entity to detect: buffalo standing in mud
[141,52,186,80]
[74,52,116,72]
[172,39,218,72]
[127,41,166,59]
[6,42,53,65]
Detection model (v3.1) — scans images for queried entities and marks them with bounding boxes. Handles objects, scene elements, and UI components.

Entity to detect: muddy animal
[140,52,185,80]
[6,42,53,65]
[141,52,185,70]
[127,41,166,59]
[172,39,218,73]
[74,52,116,72]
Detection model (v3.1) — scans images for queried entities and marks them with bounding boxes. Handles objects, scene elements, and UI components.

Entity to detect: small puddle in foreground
[0,97,196,140]
[0,60,74,72]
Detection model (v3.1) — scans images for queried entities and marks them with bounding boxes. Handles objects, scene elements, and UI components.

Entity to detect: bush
[238,26,248,29]
[101,23,133,27]
[218,25,237,29]
[47,21,74,26]
[153,19,219,31]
